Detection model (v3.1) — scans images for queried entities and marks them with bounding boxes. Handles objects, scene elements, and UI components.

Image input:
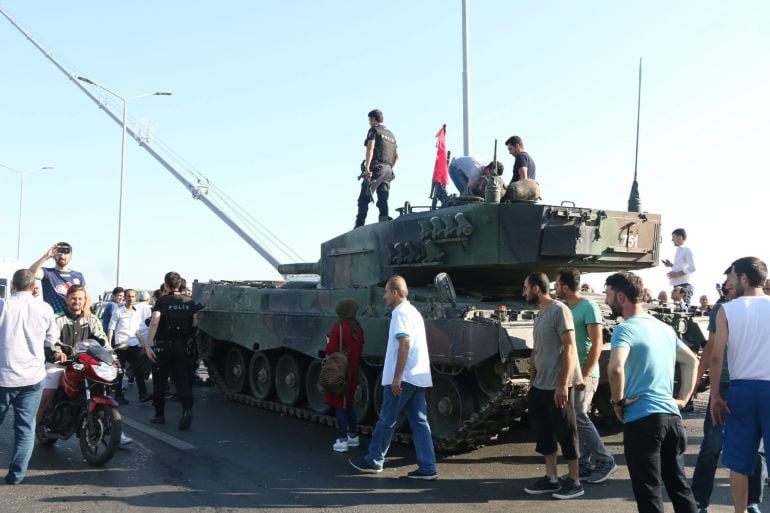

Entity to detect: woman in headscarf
[324,298,365,452]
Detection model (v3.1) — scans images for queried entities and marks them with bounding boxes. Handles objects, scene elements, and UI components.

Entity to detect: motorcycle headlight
[93,362,118,382]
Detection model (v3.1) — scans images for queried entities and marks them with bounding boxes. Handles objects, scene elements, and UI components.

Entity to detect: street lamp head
[154,92,172,96]
[77,76,95,85]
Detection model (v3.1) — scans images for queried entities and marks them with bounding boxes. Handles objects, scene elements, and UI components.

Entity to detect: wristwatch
[611,398,626,407]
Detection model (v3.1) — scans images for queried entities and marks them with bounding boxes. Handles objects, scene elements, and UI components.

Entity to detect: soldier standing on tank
[354,109,399,228]
[144,272,201,430]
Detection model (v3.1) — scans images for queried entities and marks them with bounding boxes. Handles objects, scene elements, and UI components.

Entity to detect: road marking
[122,417,198,451]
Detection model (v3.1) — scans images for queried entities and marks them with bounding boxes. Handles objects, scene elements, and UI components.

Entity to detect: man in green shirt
[556,268,618,484]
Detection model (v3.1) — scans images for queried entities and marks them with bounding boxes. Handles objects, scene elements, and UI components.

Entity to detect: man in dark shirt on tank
[505,135,536,183]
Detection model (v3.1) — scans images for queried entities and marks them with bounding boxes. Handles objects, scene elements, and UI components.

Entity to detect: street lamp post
[0,164,54,260]
[76,76,171,287]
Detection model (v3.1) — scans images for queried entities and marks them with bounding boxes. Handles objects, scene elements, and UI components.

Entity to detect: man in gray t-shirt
[523,272,584,500]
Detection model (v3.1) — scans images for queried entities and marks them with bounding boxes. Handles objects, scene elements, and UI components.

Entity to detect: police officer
[144,272,201,430]
[355,109,399,228]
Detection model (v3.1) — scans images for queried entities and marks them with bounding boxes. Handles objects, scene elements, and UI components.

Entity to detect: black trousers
[116,345,148,398]
[624,413,697,513]
[152,340,193,413]
[355,164,392,226]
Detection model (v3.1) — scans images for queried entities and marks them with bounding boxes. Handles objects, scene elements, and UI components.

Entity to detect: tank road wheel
[472,359,506,399]
[248,351,275,400]
[275,353,305,406]
[353,367,373,425]
[304,360,331,414]
[427,374,475,441]
[373,371,407,431]
[223,347,248,394]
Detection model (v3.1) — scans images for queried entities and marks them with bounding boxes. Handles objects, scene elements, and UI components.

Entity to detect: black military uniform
[151,292,200,429]
[355,125,397,227]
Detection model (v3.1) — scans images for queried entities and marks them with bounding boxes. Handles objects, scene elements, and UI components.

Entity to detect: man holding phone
[29,242,86,315]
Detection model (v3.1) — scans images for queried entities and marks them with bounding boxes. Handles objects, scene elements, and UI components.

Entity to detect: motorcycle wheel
[79,405,123,466]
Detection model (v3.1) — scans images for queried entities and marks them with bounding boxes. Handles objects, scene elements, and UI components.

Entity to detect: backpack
[318,325,348,396]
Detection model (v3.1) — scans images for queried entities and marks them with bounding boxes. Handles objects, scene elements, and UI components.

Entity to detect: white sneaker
[347,435,360,447]
[333,438,348,452]
[119,433,133,447]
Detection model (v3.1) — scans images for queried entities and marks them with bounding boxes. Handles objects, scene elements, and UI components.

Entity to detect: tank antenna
[492,138,498,171]
[627,57,643,212]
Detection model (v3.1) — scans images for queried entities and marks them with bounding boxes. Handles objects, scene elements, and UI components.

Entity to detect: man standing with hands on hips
[349,275,437,480]
[606,271,698,513]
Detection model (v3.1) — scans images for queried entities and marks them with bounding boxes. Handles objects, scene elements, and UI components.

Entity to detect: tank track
[205,357,530,453]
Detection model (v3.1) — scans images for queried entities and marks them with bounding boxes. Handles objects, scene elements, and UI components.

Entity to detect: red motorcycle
[37,339,124,466]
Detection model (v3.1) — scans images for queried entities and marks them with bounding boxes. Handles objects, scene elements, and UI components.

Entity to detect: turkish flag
[431,125,448,184]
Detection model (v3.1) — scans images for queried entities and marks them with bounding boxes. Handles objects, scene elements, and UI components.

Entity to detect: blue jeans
[365,382,436,473]
[575,376,614,469]
[448,164,469,194]
[336,408,357,439]
[691,383,766,508]
[0,380,44,484]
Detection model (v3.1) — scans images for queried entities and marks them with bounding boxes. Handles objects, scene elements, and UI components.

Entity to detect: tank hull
[194,199,664,450]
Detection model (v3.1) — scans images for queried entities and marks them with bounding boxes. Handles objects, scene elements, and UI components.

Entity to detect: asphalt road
[0,383,751,513]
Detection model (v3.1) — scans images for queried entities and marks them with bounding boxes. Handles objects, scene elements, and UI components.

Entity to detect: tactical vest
[372,126,397,167]
[156,295,197,342]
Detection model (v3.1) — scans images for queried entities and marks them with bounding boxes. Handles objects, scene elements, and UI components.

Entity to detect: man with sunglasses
[29,242,86,315]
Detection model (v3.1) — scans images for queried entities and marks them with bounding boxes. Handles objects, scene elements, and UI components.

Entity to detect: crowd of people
[328,258,770,513]
[0,156,766,513]
[0,241,201,484]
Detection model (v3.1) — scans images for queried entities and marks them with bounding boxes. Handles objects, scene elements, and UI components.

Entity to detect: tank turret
[296,201,659,294]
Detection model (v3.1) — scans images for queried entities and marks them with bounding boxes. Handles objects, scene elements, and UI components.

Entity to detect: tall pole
[0,164,54,260]
[76,76,170,287]
[117,98,128,286]
[461,0,471,156]
[17,174,24,260]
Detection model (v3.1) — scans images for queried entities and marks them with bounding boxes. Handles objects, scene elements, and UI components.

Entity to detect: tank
[193,197,662,451]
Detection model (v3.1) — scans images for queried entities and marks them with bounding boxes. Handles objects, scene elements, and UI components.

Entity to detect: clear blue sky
[1,1,768,300]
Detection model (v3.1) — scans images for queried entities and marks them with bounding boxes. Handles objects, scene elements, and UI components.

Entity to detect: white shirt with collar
[0,290,57,387]
[669,245,696,286]
[109,304,141,347]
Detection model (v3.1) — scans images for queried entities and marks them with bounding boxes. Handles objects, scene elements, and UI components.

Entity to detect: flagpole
[461,0,471,156]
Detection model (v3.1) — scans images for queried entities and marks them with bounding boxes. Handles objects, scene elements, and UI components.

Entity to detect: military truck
[193,195,662,451]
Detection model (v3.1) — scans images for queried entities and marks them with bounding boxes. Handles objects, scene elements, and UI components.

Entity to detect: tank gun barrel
[277,262,320,275]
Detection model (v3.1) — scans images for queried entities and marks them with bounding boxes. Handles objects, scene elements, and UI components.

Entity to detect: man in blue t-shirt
[505,135,536,183]
[29,242,86,315]
[605,271,698,513]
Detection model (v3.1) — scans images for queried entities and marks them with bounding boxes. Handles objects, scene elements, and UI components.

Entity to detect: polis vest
[373,126,397,167]
[156,295,197,342]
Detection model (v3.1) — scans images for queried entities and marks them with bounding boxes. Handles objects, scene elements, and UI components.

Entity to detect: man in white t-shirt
[349,275,437,480]
[663,228,696,306]
[710,256,770,513]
